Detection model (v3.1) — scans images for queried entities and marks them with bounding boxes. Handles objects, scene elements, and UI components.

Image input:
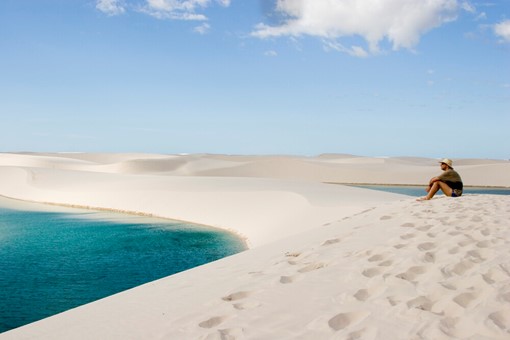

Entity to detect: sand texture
[0,153,509,339]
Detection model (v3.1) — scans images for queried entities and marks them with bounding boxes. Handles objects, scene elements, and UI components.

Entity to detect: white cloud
[264,50,278,57]
[494,20,510,43]
[96,0,126,16]
[216,0,230,6]
[252,0,462,56]
[460,1,475,13]
[142,0,230,20]
[141,0,210,20]
[475,12,487,21]
[145,0,209,12]
[97,0,231,21]
[194,22,210,34]
[323,40,369,58]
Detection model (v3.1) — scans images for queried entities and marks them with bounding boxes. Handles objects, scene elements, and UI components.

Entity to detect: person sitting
[417,158,463,201]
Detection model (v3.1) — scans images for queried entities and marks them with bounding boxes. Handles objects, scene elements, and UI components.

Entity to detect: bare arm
[428,177,440,186]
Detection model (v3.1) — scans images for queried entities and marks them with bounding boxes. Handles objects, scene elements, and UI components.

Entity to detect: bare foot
[416,197,430,201]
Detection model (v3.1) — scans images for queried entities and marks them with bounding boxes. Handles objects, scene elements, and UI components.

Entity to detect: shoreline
[0,194,251,250]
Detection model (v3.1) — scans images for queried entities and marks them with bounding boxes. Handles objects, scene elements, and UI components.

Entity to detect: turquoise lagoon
[0,198,246,333]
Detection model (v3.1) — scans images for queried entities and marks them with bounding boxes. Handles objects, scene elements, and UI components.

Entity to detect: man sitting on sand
[418,158,463,201]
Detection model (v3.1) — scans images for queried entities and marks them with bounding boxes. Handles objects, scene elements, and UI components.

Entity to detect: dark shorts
[452,189,462,197]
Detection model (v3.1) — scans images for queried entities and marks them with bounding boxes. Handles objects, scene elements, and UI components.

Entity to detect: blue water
[0,205,246,334]
[352,185,510,197]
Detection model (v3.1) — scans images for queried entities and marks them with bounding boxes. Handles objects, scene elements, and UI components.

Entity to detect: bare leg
[418,181,453,200]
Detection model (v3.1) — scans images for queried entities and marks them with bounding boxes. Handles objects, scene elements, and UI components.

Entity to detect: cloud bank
[252,0,467,55]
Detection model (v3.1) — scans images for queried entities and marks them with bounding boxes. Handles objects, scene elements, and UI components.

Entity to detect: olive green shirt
[438,169,463,190]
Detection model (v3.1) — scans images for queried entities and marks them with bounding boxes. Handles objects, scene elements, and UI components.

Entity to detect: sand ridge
[1,153,508,186]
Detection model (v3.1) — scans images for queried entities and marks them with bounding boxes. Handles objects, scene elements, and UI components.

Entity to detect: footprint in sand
[367,254,386,262]
[480,228,491,236]
[233,301,261,310]
[423,252,436,263]
[458,239,475,247]
[400,233,416,240]
[279,262,327,284]
[438,216,450,223]
[354,289,370,302]
[378,260,393,267]
[466,249,491,263]
[322,238,341,246]
[354,285,386,302]
[248,271,264,277]
[453,260,475,275]
[285,251,302,258]
[476,240,491,248]
[401,223,415,228]
[499,289,510,303]
[380,215,392,220]
[346,327,377,340]
[387,296,403,306]
[482,267,510,284]
[449,246,460,254]
[328,311,371,331]
[206,327,244,339]
[396,266,428,282]
[439,317,462,337]
[441,260,475,277]
[439,282,457,290]
[280,275,298,284]
[362,267,383,278]
[417,242,436,251]
[222,291,252,302]
[417,225,433,232]
[406,296,434,311]
[199,316,228,329]
[499,263,510,276]
[298,262,327,273]
[488,309,510,331]
[471,216,483,222]
[222,290,260,311]
[453,292,479,308]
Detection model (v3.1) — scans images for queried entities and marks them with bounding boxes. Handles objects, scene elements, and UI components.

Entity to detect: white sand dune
[0,153,509,339]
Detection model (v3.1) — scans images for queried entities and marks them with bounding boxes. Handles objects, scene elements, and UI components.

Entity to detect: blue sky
[1,0,509,158]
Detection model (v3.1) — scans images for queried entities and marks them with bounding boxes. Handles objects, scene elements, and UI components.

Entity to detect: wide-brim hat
[439,158,453,168]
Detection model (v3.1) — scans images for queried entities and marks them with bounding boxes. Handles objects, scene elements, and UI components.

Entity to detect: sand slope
[2,195,509,339]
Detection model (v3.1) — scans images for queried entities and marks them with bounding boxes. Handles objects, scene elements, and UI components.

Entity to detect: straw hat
[439,158,453,168]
